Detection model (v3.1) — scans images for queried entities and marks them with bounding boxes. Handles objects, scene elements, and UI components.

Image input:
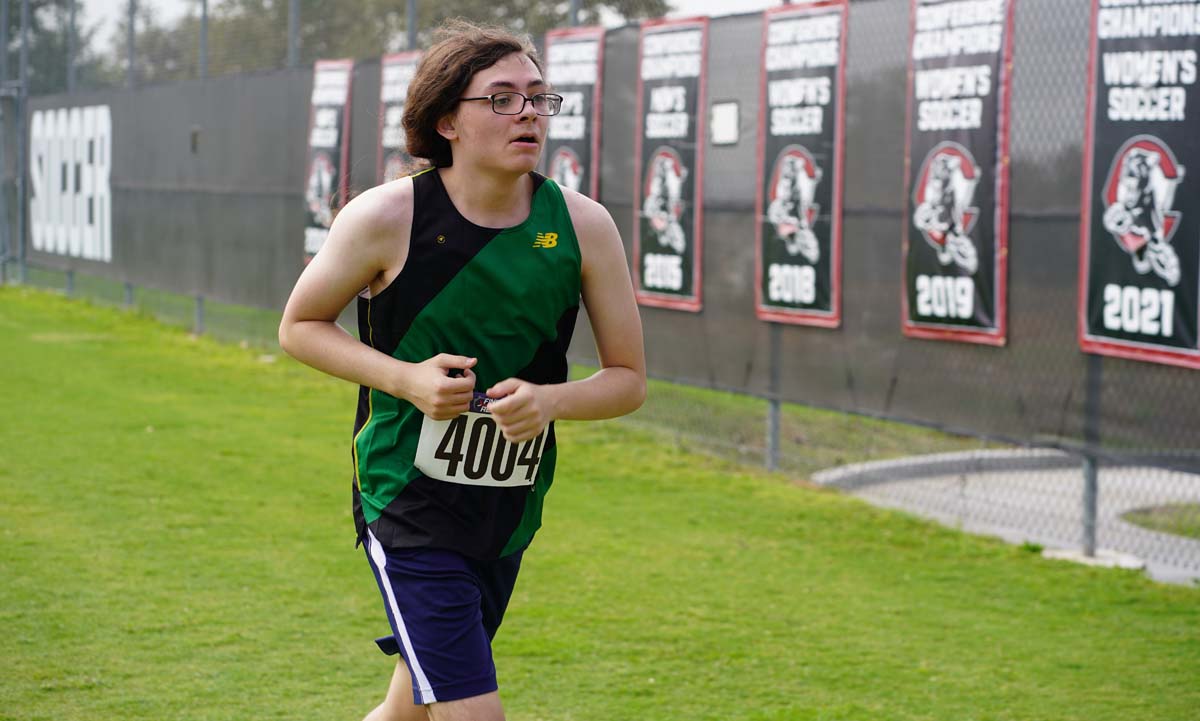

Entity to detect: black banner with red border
[1079,0,1200,369]
[755,0,847,327]
[901,0,1013,345]
[544,27,605,200]
[378,52,422,185]
[304,59,353,260]
[633,17,708,312]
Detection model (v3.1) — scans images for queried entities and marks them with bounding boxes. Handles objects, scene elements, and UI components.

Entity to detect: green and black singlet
[352,168,582,560]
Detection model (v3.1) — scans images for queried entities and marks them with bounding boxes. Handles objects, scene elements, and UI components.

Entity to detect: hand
[399,354,477,420]
[487,378,553,443]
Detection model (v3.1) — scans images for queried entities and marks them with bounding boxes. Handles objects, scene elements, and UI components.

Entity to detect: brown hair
[404,19,543,168]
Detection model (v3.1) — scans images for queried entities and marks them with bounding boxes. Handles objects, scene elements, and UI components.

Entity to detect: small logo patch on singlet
[532,232,558,249]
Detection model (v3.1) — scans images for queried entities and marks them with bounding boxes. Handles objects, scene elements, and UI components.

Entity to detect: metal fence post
[194,294,205,335]
[407,0,417,50]
[1082,352,1103,558]
[767,322,781,471]
[200,0,208,79]
[65,269,74,296]
[127,0,136,89]
[0,0,9,285]
[288,0,300,68]
[67,0,77,92]
[569,0,580,26]
[1082,454,1098,557]
[124,282,134,307]
[17,0,28,283]
[1,0,7,96]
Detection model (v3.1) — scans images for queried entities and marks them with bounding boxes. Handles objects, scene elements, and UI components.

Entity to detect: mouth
[511,134,540,147]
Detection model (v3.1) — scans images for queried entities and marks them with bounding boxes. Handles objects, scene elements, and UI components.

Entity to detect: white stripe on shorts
[367,529,438,704]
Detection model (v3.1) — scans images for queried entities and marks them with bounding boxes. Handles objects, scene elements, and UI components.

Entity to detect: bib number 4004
[416,413,545,487]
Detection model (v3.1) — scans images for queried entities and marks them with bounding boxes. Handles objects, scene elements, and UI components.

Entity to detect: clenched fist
[399,354,477,420]
[487,378,554,443]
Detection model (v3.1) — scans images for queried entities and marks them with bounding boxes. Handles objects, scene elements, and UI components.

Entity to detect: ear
[436,112,458,142]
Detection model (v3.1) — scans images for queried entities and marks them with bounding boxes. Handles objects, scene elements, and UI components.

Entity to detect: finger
[442,369,477,392]
[486,377,522,399]
[445,389,475,406]
[435,354,477,371]
[427,403,469,421]
[489,393,529,420]
[496,412,538,435]
[442,374,477,393]
[501,423,540,444]
[498,425,528,443]
[488,395,511,415]
[443,395,474,413]
[501,429,526,444]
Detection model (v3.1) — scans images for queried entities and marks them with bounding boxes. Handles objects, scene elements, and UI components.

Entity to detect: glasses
[459,92,563,116]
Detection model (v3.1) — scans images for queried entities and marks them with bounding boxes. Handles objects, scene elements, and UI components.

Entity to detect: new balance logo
[533,232,558,249]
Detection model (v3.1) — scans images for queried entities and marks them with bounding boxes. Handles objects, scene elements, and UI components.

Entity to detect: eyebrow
[483,79,547,92]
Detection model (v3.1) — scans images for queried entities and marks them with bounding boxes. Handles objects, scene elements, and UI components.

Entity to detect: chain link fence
[14,0,683,94]
[1,0,1197,582]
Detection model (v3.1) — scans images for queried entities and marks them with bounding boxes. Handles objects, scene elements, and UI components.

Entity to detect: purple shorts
[364,530,524,705]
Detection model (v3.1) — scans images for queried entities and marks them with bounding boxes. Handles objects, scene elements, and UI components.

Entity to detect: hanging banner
[1079,0,1200,369]
[378,51,422,184]
[901,0,1013,345]
[544,26,604,199]
[304,58,353,261]
[755,0,848,327]
[633,17,708,312]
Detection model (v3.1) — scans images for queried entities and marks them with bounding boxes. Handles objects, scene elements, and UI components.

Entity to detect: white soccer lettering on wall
[30,105,112,263]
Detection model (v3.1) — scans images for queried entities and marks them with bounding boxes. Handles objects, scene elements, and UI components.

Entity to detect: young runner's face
[453,52,549,174]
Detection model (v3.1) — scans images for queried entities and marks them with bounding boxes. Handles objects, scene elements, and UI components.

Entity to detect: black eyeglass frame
[458,92,564,116]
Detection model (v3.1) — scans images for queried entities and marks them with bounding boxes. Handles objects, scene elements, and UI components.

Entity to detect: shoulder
[334,174,415,239]
[556,184,627,282]
[559,184,618,240]
[325,174,418,271]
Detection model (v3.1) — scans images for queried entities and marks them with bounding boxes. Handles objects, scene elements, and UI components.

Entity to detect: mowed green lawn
[1,287,1197,721]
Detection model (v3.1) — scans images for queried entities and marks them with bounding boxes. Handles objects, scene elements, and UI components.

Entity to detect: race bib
[414,393,546,487]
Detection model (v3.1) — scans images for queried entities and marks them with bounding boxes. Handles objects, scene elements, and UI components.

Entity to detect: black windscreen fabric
[578,1,1199,460]
[22,1,1200,461]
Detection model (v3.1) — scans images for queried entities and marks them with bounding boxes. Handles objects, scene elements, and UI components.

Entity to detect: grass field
[614,373,985,476]
[1123,504,1200,540]
[2,286,1198,721]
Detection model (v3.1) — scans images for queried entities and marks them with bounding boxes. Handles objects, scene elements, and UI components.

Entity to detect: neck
[438,164,532,228]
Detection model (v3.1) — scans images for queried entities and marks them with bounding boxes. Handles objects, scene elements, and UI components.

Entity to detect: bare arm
[488,189,646,441]
[278,179,478,420]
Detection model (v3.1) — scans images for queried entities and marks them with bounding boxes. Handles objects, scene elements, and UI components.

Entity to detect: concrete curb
[812,450,1200,585]
[811,448,1078,490]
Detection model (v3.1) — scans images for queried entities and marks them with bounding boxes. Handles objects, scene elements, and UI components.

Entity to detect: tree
[414,0,675,43]
[82,0,673,84]
[184,0,673,79]
[102,3,202,86]
[4,0,110,95]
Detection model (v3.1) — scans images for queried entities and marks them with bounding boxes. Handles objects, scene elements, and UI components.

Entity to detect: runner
[278,19,646,721]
